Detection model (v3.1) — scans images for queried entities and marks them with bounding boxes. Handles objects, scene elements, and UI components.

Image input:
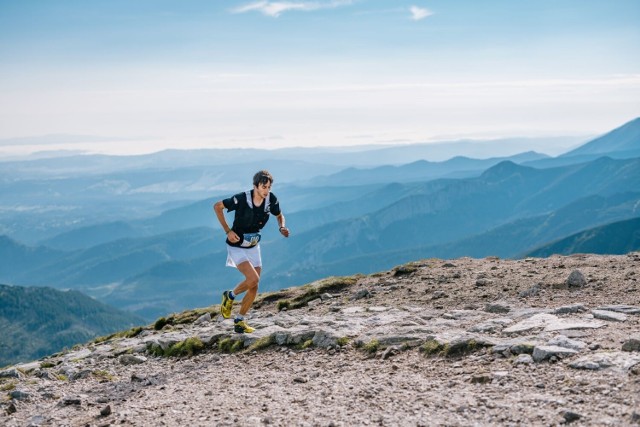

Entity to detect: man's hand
[227,230,240,243]
[279,227,290,238]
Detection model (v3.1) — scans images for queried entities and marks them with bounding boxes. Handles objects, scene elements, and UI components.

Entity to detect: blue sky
[0,0,639,155]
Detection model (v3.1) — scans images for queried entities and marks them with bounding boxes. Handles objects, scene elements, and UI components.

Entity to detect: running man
[213,170,290,333]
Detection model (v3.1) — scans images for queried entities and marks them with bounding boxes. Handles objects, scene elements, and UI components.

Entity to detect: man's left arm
[277,213,290,237]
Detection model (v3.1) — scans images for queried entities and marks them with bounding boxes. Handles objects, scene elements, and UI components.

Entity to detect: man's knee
[247,275,260,290]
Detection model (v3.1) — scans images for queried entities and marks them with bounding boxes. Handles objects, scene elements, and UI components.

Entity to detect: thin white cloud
[410,5,433,21]
[232,1,353,17]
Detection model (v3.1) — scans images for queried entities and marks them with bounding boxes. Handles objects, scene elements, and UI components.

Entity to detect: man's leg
[233,263,261,316]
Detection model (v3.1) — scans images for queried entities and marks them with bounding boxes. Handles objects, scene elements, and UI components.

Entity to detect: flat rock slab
[532,345,578,362]
[570,351,640,371]
[596,305,640,315]
[502,313,605,334]
[592,309,628,322]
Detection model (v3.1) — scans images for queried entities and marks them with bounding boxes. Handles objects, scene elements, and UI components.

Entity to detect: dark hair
[253,170,273,187]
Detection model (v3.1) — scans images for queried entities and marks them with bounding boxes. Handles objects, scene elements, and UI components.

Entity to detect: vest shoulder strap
[245,190,270,212]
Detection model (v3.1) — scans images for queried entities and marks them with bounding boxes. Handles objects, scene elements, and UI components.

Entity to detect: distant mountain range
[561,117,640,158]
[526,216,640,257]
[0,284,144,367]
[0,117,638,321]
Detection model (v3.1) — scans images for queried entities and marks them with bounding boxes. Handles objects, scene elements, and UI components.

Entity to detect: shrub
[363,339,380,354]
[276,300,291,311]
[154,317,168,331]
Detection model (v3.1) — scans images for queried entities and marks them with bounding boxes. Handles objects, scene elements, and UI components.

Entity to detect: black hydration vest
[224,190,279,247]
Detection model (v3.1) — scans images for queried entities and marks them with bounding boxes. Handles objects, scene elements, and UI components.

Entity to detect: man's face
[255,181,271,198]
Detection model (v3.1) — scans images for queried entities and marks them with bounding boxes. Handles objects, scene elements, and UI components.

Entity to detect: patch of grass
[363,339,380,354]
[55,374,68,382]
[421,338,486,358]
[337,337,350,347]
[441,339,480,357]
[231,340,244,353]
[246,335,275,352]
[125,326,144,338]
[93,325,146,344]
[93,370,115,382]
[300,339,314,350]
[257,290,291,304]
[0,381,16,391]
[218,337,244,353]
[278,276,360,311]
[393,262,419,276]
[421,339,444,356]
[39,361,58,369]
[218,338,233,352]
[276,300,291,311]
[164,337,205,358]
[172,308,211,325]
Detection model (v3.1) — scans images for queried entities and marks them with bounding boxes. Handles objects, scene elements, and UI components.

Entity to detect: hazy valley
[1,118,639,365]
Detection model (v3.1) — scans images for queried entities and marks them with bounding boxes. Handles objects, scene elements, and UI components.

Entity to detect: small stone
[622,337,640,352]
[470,374,492,384]
[631,411,640,423]
[307,298,321,307]
[6,402,17,414]
[554,304,586,314]
[100,405,112,416]
[513,354,534,365]
[119,354,147,365]
[519,284,541,298]
[0,368,22,379]
[566,270,587,288]
[70,369,92,381]
[351,289,371,300]
[475,278,493,287]
[131,373,147,382]
[9,390,30,401]
[432,291,448,299]
[61,396,82,406]
[381,346,400,360]
[484,302,510,313]
[293,377,307,383]
[194,313,212,325]
[561,410,582,423]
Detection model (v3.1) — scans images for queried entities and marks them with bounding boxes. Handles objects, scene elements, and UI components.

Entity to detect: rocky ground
[1,253,640,426]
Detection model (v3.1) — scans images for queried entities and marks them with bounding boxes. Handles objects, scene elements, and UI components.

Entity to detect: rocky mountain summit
[1,253,639,426]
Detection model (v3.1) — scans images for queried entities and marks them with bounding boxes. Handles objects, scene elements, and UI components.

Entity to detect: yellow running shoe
[220,291,233,319]
[234,319,255,334]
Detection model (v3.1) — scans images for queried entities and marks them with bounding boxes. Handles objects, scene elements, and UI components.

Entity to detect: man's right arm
[213,201,239,243]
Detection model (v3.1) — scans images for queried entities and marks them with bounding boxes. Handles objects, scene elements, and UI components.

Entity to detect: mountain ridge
[1,253,639,425]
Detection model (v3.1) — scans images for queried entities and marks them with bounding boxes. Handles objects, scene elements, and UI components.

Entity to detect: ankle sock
[228,291,235,300]
[234,315,244,322]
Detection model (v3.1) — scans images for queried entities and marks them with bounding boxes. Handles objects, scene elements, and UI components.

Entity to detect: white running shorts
[226,244,262,268]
